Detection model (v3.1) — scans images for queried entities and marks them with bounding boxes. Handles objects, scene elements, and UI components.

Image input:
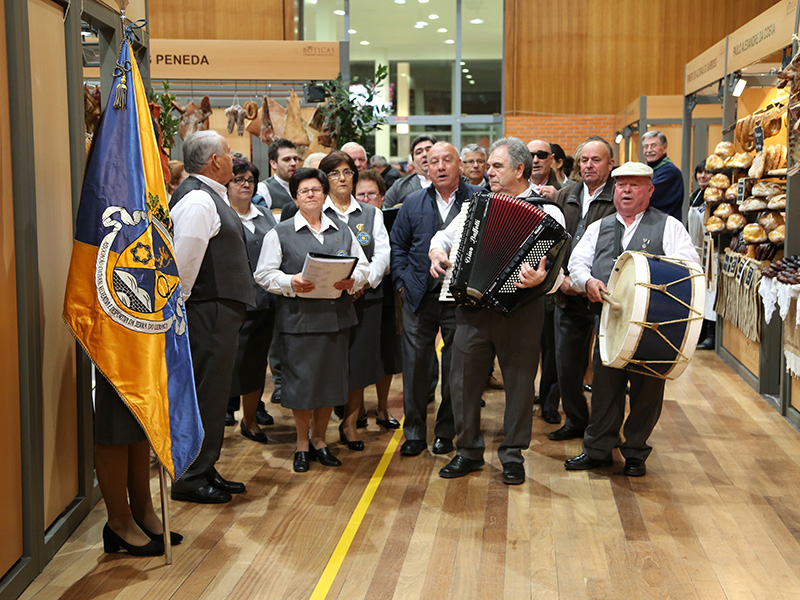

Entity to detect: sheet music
[298,253,357,299]
[439,200,471,302]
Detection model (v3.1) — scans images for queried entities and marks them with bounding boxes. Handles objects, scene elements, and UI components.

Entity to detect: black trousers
[173,299,245,493]
[554,297,595,430]
[538,301,560,413]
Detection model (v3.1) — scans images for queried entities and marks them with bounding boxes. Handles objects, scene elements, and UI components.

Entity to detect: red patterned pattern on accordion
[442,190,570,314]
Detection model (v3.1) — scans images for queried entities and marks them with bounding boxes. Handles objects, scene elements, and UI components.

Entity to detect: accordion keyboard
[439,200,471,302]
[498,239,555,294]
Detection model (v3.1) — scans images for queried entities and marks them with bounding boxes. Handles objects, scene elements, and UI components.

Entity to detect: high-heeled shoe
[134,519,183,546]
[310,445,342,467]
[376,415,401,429]
[103,523,164,556]
[356,414,368,429]
[241,422,269,444]
[339,423,365,451]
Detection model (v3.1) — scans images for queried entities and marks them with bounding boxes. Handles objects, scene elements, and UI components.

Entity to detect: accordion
[440,190,570,314]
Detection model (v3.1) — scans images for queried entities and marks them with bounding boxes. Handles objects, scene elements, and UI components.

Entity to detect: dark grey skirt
[349,296,383,390]
[94,372,147,445]
[379,284,403,375]
[281,329,350,410]
[230,308,274,396]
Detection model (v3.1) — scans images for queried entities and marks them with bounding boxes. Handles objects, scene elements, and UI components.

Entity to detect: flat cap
[611,161,654,178]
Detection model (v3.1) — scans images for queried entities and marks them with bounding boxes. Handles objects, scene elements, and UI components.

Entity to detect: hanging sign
[727,0,798,73]
[684,38,726,96]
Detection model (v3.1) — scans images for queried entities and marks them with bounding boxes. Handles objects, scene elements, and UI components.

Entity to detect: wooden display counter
[721,319,760,376]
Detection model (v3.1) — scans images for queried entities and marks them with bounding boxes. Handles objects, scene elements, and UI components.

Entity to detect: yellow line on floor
[309,420,405,600]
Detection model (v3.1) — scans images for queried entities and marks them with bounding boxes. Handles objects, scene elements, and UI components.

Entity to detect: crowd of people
[99,127,706,556]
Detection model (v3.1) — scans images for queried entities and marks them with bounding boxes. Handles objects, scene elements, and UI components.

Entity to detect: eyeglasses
[232,176,256,186]
[327,169,354,181]
[530,151,551,160]
[355,191,380,200]
[296,186,324,197]
[464,159,485,166]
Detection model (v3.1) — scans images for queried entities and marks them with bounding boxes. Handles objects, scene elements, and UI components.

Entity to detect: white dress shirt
[435,188,457,221]
[171,173,229,299]
[581,181,608,217]
[323,196,391,290]
[429,185,565,293]
[417,174,432,189]
[254,211,369,297]
[236,202,263,234]
[256,175,290,210]
[568,210,700,293]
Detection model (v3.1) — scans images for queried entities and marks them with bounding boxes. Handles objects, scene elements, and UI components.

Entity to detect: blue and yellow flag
[63,28,202,480]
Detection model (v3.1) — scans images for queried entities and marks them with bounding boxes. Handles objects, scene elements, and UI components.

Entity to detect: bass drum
[599,251,704,380]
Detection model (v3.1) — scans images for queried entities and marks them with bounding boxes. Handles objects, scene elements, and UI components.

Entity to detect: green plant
[318,65,389,147]
[149,81,180,151]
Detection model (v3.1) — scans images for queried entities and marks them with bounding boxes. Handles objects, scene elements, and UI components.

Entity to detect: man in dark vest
[169,130,257,503]
[564,161,698,477]
[255,138,298,211]
[390,142,482,457]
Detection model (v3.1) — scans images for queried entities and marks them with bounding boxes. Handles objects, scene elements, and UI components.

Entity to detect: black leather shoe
[501,462,525,485]
[311,445,342,467]
[542,410,561,424]
[427,393,435,404]
[333,405,344,419]
[225,412,236,426]
[696,336,715,350]
[241,422,269,444]
[624,458,646,477]
[583,384,592,393]
[480,398,486,407]
[376,416,401,429]
[400,439,427,456]
[207,472,246,494]
[439,455,484,479]
[270,387,281,404]
[339,424,365,451]
[564,452,613,471]
[533,395,542,405]
[431,437,454,454]
[103,524,164,556]
[293,451,313,472]
[171,484,232,504]
[135,519,183,546]
[256,406,274,426]
[356,415,368,429]
[547,424,585,441]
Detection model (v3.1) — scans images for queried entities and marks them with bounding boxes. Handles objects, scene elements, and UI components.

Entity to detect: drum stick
[600,290,622,311]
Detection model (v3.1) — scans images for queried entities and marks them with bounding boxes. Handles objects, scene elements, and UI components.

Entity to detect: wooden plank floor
[18,350,800,599]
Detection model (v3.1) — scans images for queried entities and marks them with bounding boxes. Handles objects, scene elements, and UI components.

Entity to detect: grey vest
[244,208,277,310]
[328,203,383,302]
[274,219,358,334]
[170,176,256,307]
[265,176,293,209]
[591,208,667,285]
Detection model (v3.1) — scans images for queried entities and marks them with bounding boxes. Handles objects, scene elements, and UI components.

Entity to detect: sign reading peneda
[150,40,341,80]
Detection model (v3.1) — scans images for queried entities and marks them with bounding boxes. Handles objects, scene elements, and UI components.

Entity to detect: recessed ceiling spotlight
[360,40,370,45]
[466,74,473,79]
[428,13,439,19]
[334,9,345,15]
[469,80,476,85]
[445,39,455,44]
[437,28,447,33]
[415,21,428,26]
[470,18,484,24]
[418,0,430,3]
[460,61,465,65]
[348,29,357,34]
[462,68,469,73]
[308,0,317,3]
[394,0,406,4]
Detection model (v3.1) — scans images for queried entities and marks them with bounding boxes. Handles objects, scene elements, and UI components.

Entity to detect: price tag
[743,264,755,288]
[735,257,747,283]
[754,125,765,152]
[737,178,745,201]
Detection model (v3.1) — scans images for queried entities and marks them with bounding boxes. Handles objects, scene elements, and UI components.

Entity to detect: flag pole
[159,465,173,564]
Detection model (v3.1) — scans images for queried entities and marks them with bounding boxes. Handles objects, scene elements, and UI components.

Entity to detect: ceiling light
[437,28,447,33]
[418,0,430,3]
[614,132,623,144]
[445,39,454,44]
[394,0,406,4]
[469,80,476,85]
[460,61,465,65]
[466,74,473,79]
[308,0,317,3]
[470,18,484,24]
[414,23,425,29]
[428,14,439,19]
[334,9,345,15]
[360,40,370,46]
[348,29,356,34]
[415,21,428,27]
[462,68,469,73]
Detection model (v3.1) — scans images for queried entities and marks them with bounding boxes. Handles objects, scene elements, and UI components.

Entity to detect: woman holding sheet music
[254,167,369,472]
[319,152,392,451]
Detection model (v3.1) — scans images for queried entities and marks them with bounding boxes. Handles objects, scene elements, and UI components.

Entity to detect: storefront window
[303,0,346,42]
[461,0,502,115]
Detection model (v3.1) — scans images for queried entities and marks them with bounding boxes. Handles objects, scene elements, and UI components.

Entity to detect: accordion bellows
[442,191,570,314]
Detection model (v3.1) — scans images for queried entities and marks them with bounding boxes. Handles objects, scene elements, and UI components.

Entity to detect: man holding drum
[564,161,698,477]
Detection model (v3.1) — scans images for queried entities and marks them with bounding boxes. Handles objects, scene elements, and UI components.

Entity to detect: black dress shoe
[339,424,365,451]
[376,416,401,429]
[225,412,236,426]
[356,415,368,429]
[256,406,274,426]
[547,424,585,441]
[439,455,484,479]
[400,439,427,456]
[431,437,454,454]
[207,472,246,494]
[533,395,542,405]
[542,410,561,424]
[293,451,313,472]
[270,388,282,404]
[624,458,646,477]
[501,462,526,485]
[480,398,486,407]
[583,384,592,393]
[696,336,715,350]
[311,445,342,467]
[103,524,164,556]
[333,405,344,419]
[564,452,613,471]
[171,484,232,504]
[241,422,269,444]
[135,519,183,546]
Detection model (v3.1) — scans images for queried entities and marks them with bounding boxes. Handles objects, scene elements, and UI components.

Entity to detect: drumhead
[600,252,647,369]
